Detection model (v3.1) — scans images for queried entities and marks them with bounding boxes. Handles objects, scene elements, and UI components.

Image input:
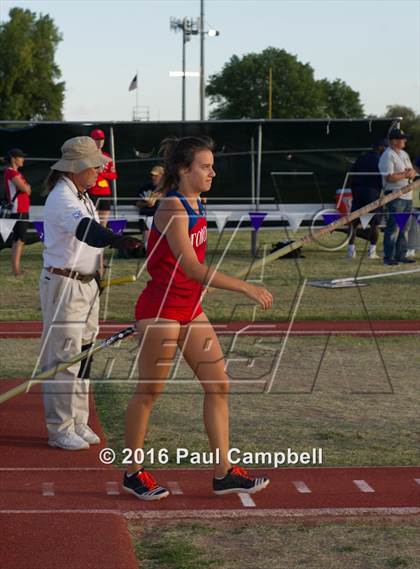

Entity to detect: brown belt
[46,267,96,283]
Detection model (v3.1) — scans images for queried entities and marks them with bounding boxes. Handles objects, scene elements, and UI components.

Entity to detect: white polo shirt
[378,147,413,200]
[43,176,102,274]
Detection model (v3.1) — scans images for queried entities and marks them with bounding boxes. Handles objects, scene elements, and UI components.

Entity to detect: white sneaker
[75,424,100,445]
[347,245,356,258]
[368,251,380,259]
[367,245,379,259]
[48,432,89,451]
[406,249,416,258]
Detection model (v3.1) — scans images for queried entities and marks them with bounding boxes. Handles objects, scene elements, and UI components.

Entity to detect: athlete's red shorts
[135,286,203,325]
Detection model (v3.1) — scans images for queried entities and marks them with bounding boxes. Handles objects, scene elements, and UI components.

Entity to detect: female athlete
[123,136,273,500]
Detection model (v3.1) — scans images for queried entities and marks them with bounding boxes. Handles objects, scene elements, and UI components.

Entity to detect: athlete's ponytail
[158,136,214,194]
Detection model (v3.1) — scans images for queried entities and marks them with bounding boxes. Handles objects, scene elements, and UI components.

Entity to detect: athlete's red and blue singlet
[135,190,207,324]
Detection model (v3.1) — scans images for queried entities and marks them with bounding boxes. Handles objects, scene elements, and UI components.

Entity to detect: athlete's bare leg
[11,239,25,275]
[178,312,231,477]
[125,318,181,474]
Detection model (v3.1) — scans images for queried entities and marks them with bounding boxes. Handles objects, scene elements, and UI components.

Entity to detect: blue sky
[1,0,419,121]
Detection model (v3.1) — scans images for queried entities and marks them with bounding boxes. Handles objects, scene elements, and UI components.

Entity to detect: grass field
[0,228,419,321]
[1,334,418,467]
[129,519,420,569]
[1,227,419,569]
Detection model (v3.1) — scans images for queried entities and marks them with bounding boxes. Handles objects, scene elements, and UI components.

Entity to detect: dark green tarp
[0,118,397,206]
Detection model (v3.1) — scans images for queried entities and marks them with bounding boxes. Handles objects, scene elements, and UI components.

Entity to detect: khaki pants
[39,269,99,438]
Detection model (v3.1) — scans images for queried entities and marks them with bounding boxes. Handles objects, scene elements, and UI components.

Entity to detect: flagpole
[136,69,139,111]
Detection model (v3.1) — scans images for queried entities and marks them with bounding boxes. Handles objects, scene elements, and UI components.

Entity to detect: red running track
[1,379,419,568]
[0,319,419,338]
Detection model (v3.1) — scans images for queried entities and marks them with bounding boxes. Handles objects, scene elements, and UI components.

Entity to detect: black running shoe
[397,257,416,264]
[123,468,169,501]
[384,259,399,265]
[213,466,270,495]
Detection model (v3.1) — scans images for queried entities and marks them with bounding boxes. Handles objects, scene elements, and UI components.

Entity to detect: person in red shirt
[3,148,31,276]
[88,129,117,227]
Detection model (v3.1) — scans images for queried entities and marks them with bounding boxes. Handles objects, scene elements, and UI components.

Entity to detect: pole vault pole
[0,326,136,405]
[235,179,420,279]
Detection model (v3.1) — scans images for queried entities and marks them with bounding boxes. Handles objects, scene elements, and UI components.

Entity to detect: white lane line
[353,480,375,493]
[414,479,420,485]
[42,482,55,496]
[238,493,256,507]
[3,507,419,518]
[292,481,312,494]
[167,481,183,495]
[106,482,120,496]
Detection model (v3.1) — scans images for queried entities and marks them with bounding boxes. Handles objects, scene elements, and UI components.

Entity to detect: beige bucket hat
[51,136,110,173]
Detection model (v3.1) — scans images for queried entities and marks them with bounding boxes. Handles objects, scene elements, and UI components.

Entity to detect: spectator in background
[88,129,117,227]
[406,156,420,258]
[3,148,31,276]
[414,156,420,177]
[379,129,417,265]
[136,165,164,243]
[347,139,387,259]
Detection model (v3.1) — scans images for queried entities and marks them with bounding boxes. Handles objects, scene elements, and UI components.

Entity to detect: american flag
[128,74,138,91]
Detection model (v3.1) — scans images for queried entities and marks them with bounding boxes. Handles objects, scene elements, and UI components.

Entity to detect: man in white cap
[379,129,417,265]
[39,136,141,450]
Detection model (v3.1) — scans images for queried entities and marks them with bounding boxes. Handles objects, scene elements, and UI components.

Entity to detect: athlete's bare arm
[12,175,31,195]
[155,197,273,310]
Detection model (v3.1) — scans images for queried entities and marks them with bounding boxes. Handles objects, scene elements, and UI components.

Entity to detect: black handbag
[0,193,18,218]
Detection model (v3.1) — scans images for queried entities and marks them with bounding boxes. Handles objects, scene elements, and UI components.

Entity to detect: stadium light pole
[199,1,205,121]
[199,0,220,121]
[170,17,198,121]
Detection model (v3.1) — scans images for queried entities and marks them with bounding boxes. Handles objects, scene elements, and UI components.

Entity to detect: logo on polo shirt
[72,208,83,220]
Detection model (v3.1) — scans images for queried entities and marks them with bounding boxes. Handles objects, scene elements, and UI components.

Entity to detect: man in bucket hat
[38,137,141,450]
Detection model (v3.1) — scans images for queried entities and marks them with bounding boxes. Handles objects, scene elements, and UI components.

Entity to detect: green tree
[206,47,363,119]
[385,104,417,122]
[0,7,64,120]
[384,105,420,158]
[206,47,324,119]
[318,78,364,118]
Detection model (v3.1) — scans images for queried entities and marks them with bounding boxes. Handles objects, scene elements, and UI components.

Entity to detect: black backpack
[269,239,304,259]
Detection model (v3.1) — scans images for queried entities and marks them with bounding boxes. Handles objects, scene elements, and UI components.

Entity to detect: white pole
[331,268,420,285]
[136,69,139,111]
[200,0,205,120]
[109,126,117,217]
[251,123,263,256]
